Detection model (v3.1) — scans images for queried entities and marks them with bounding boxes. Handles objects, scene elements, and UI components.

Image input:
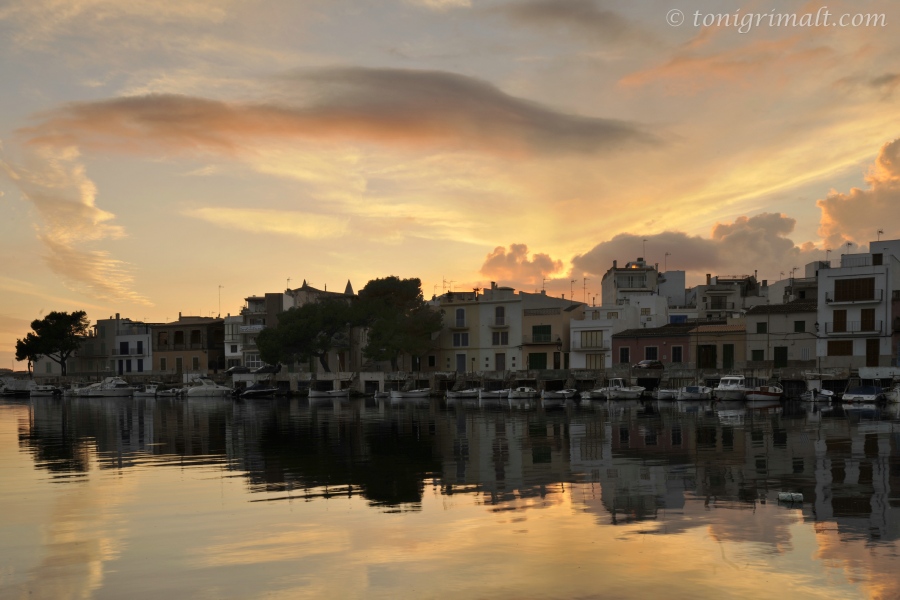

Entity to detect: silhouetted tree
[16,311,90,376]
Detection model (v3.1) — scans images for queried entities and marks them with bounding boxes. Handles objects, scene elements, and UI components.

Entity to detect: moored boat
[605,378,644,400]
[390,388,431,399]
[652,388,678,400]
[79,377,134,397]
[29,384,61,397]
[745,384,784,402]
[508,386,538,399]
[541,388,579,400]
[713,375,748,401]
[134,382,161,397]
[446,388,481,399]
[677,385,713,400]
[185,377,233,397]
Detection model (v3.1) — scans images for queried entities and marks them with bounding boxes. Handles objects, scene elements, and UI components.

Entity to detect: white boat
[134,383,161,397]
[541,389,579,400]
[713,375,748,401]
[508,386,538,399]
[581,388,607,400]
[446,388,481,399]
[652,388,678,400]
[29,385,61,397]
[745,384,783,402]
[883,386,900,403]
[677,385,713,400]
[605,378,644,400]
[1,377,36,397]
[76,377,134,397]
[390,388,431,399]
[842,384,884,403]
[185,377,233,397]
[799,388,835,402]
[480,388,511,400]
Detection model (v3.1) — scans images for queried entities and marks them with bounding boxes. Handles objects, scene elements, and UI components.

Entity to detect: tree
[257,299,358,373]
[358,277,442,371]
[16,311,91,377]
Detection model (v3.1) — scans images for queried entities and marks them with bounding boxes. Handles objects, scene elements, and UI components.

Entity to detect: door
[697,345,717,369]
[774,346,788,368]
[861,308,875,332]
[866,338,880,367]
[456,353,466,373]
[495,353,506,371]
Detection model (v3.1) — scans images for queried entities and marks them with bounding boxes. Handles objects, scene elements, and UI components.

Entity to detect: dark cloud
[487,0,652,46]
[21,67,656,157]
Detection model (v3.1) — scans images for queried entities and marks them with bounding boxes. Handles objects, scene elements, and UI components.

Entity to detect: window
[137,359,144,372]
[756,322,767,334]
[492,331,509,345]
[834,277,875,302]
[192,356,200,370]
[494,306,505,326]
[773,346,787,368]
[245,353,262,368]
[619,347,630,364]
[752,349,764,361]
[794,320,805,333]
[175,357,183,372]
[137,340,143,354]
[586,354,605,369]
[580,330,603,348]
[45,361,52,373]
[453,332,469,347]
[230,344,238,353]
[158,331,168,346]
[532,325,551,343]
[645,347,658,360]
[861,308,875,331]
[190,330,201,345]
[828,340,853,356]
[159,357,167,371]
[671,346,683,363]
[873,253,883,266]
[832,309,847,333]
[607,312,618,319]
[454,308,466,328]
[800,348,810,361]
[428,355,436,367]
[640,308,651,316]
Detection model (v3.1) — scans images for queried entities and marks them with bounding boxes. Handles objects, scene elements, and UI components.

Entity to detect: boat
[79,377,134,397]
[604,378,644,400]
[446,388,481,399]
[157,387,184,397]
[390,388,431,399]
[581,388,607,400]
[883,386,900,403]
[185,377,232,397]
[651,388,678,400]
[508,386,538,399]
[240,381,277,399]
[745,384,784,402]
[541,389,579,400]
[677,385,713,400]
[799,388,835,402]
[29,385,61,397]
[479,388,511,400]
[713,375,748,400]
[1,377,36,397]
[842,384,884,403]
[133,382,161,397]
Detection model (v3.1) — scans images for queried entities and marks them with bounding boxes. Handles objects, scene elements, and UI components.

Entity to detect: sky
[2,0,900,369]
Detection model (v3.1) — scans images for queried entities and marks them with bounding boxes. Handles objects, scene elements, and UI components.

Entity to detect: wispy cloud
[184,207,349,239]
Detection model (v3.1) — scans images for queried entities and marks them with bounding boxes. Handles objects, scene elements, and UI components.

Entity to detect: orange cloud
[817,138,900,248]
[21,68,656,157]
[480,243,563,286]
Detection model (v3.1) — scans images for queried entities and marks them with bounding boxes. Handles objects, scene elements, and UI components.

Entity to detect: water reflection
[6,395,900,597]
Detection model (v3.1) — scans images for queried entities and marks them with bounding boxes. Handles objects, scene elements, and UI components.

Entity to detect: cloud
[570,213,818,282]
[488,0,651,46]
[480,244,564,285]
[406,0,471,10]
[21,67,656,157]
[817,138,900,248]
[184,207,349,239]
[0,147,149,304]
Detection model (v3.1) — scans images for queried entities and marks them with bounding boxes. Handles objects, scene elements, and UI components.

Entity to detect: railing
[825,320,883,334]
[239,324,265,333]
[703,301,735,310]
[524,307,561,316]
[111,349,146,356]
[522,334,556,344]
[570,340,610,351]
[450,318,468,328]
[840,255,872,268]
[488,317,507,327]
[825,289,883,303]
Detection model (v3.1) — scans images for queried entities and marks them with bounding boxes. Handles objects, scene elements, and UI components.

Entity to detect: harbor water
[2,396,900,599]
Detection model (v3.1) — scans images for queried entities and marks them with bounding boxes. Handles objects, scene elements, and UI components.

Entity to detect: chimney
[762,280,767,287]
[115,313,120,320]
[613,260,618,268]
[706,274,711,285]
[491,281,497,289]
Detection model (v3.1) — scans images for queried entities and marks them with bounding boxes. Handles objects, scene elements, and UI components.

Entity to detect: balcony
[570,340,610,351]
[825,320,883,335]
[239,324,265,333]
[449,318,468,330]
[111,348,146,356]
[825,289,883,304]
[488,316,508,328]
[703,301,735,310]
[522,333,559,345]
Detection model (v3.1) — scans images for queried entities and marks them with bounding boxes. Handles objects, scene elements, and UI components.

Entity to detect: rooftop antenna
[583,278,589,304]
[825,248,831,265]
[664,252,671,271]
[846,241,853,254]
[642,238,648,258]
[570,279,576,299]
[287,277,291,289]
[218,285,224,317]
[542,277,546,291]
[878,229,884,241]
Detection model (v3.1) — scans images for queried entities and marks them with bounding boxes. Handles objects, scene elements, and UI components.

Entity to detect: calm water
[2,395,900,599]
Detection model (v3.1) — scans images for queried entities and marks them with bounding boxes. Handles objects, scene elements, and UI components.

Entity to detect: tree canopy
[358,276,442,370]
[15,311,91,377]
[256,298,358,373]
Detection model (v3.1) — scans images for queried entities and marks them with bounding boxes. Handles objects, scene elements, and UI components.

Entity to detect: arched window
[495,306,505,326]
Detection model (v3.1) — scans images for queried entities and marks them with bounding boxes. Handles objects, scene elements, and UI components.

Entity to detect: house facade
[151,315,225,376]
[745,300,818,372]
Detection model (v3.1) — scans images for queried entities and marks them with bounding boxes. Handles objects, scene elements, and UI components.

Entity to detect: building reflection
[18,396,900,544]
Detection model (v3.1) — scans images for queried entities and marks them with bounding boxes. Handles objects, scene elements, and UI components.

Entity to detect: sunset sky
[2,0,900,368]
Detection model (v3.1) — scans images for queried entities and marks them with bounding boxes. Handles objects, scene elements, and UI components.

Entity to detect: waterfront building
[687,273,767,320]
[520,291,584,370]
[610,321,714,368]
[745,300,818,373]
[224,314,243,369]
[816,239,900,369]
[151,314,225,376]
[691,322,747,371]
[111,316,154,376]
[570,305,639,370]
